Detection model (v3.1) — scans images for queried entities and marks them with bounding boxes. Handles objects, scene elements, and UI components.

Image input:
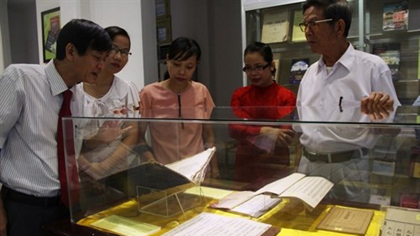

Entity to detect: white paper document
[231,195,281,218]
[165,147,216,184]
[381,207,420,236]
[162,212,273,236]
[212,191,255,209]
[256,172,306,195]
[213,173,333,211]
[279,176,333,209]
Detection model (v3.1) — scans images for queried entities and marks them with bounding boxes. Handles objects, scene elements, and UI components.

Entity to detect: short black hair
[164,37,201,80]
[244,42,276,76]
[105,26,131,48]
[55,19,112,60]
[167,37,201,62]
[302,0,352,37]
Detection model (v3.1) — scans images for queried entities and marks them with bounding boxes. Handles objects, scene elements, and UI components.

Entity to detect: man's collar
[317,43,353,72]
[45,60,70,96]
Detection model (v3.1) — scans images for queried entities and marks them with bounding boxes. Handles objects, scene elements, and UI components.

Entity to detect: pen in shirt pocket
[338,96,360,108]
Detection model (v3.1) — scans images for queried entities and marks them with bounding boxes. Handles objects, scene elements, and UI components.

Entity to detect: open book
[165,147,215,184]
[212,173,333,213]
[104,147,216,197]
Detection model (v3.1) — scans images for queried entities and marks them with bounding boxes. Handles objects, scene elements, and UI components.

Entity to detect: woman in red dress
[229,42,296,188]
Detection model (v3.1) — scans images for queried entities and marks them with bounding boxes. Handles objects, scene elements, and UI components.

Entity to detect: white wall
[88,0,147,89]
[35,0,156,90]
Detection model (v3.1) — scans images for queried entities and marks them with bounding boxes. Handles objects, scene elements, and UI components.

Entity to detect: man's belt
[303,148,368,163]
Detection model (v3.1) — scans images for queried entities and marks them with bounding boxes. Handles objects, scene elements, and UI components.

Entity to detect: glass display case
[242,0,420,105]
[58,105,420,236]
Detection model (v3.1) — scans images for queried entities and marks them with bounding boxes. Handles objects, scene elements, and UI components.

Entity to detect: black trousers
[1,186,69,236]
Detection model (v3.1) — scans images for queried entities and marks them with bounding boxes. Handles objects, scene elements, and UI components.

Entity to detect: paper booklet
[91,214,161,236]
[162,212,279,236]
[104,147,216,197]
[212,173,333,213]
[316,206,373,235]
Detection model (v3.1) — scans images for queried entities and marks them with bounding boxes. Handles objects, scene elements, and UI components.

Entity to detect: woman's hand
[275,129,295,146]
[93,121,132,145]
[260,127,294,147]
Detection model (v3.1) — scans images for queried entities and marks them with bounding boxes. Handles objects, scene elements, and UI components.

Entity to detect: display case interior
[61,106,420,236]
[244,0,420,105]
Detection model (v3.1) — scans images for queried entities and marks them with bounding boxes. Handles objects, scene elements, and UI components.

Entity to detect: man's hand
[361,92,394,121]
[0,198,7,236]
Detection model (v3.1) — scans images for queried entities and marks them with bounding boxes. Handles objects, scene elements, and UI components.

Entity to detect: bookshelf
[242,0,420,105]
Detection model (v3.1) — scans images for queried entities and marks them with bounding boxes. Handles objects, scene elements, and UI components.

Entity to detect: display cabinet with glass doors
[51,106,420,236]
[242,0,420,105]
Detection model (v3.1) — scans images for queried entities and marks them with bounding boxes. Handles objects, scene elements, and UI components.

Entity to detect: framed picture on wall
[156,17,172,45]
[41,7,60,63]
[156,0,170,19]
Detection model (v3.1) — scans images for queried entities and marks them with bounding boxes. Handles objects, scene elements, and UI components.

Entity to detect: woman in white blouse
[73,26,140,180]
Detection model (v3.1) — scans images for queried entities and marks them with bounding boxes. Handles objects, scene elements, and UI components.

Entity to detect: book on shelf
[372,159,396,177]
[410,146,420,178]
[289,58,309,84]
[369,188,391,206]
[261,8,290,44]
[372,43,401,81]
[212,173,333,212]
[399,193,420,209]
[291,9,305,42]
[383,1,409,31]
[104,147,216,197]
[162,212,279,236]
[316,206,373,235]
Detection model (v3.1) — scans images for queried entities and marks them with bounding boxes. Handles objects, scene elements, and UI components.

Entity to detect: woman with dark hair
[138,37,219,178]
[229,42,296,186]
[74,26,140,179]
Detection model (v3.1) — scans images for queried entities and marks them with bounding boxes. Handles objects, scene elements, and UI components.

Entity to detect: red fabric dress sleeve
[228,88,262,144]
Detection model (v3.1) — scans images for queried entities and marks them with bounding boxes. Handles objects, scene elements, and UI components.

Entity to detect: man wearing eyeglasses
[297,0,400,118]
[295,0,401,205]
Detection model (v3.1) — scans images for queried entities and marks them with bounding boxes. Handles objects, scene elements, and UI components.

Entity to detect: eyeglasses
[242,63,270,73]
[110,45,132,57]
[299,18,333,32]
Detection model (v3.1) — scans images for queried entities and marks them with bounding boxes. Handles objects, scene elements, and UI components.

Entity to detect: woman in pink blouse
[138,37,219,178]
